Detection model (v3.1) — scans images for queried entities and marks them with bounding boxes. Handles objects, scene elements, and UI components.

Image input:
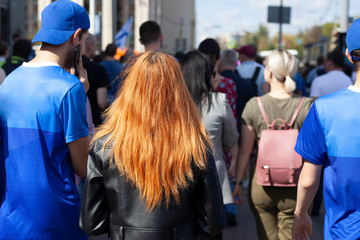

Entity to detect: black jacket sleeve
[79,143,110,235]
[195,151,226,236]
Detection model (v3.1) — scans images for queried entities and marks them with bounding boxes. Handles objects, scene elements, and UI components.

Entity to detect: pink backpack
[256,97,304,187]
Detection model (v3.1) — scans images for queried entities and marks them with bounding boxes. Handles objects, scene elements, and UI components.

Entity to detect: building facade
[134,0,196,53]
[0,0,27,45]
[1,0,195,54]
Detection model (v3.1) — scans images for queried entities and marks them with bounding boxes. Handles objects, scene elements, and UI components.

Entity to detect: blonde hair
[92,51,211,211]
[267,49,298,93]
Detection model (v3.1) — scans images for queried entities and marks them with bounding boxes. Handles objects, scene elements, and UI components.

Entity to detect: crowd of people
[1,0,360,240]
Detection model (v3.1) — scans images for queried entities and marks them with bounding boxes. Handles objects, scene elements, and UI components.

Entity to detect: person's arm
[69,55,89,93]
[96,87,108,110]
[67,136,90,177]
[196,151,226,236]
[59,79,90,177]
[222,98,239,177]
[227,143,238,178]
[292,161,323,240]
[80,143,110,235]
[232,124,255,204]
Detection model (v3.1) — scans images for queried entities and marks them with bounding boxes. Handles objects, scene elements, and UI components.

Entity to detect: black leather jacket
[80,136,226,240]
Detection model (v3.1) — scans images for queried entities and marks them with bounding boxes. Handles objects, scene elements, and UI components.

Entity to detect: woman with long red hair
[80,51,225,239]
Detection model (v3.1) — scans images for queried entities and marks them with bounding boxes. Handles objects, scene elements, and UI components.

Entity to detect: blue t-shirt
[0,63,89,240]
[295,86,360,240]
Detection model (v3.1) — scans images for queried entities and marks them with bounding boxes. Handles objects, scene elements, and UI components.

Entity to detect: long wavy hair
[92,51,211,211]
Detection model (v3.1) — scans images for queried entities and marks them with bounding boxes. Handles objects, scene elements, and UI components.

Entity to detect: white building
[134,0,196,53]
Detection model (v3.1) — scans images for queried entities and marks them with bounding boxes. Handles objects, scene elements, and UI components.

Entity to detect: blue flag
[115,16,133,49]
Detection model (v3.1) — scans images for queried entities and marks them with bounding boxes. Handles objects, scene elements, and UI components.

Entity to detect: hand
[227,158,236,178]
[232,184,243,205]
[69,56,89,93]
[292,212,312,240]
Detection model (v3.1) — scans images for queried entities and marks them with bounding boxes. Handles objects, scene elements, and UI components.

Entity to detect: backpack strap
[256,97,270,127]
[252,66,261,83]
[251,67,261,95]
[289,97,305,126]
[258,97,305,128]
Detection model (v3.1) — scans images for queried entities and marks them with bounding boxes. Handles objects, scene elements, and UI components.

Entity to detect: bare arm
[232,124,255,204]
[227,143,238,178]
[68,136,90,177]
[96,87,108,110]
[292,160,322,240]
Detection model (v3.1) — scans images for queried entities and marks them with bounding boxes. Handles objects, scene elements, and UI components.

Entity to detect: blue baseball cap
[32,0,90,45]
[346,18,360,61]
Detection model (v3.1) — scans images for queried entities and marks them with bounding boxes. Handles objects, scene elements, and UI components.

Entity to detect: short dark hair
[351,49,360,72]
[0,41,8,56]
[327,50,345,68]
[105,43,117,57]
[317,56,325,65]
[198,38,220,67]
[139,21,161,45]
[12,39,32,59]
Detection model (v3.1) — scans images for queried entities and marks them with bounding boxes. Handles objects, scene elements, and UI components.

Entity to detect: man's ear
[345,48,354,64]
[139,38,143,45]
[71,28,83,45]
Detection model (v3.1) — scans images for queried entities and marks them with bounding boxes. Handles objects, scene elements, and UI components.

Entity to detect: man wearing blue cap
[0,0,90,239]
[292,18,360,240]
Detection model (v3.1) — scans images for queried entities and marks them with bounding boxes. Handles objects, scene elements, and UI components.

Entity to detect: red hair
[92,51,211,211]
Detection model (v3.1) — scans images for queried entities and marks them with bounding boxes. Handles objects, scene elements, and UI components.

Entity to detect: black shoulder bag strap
[251,66,261,96]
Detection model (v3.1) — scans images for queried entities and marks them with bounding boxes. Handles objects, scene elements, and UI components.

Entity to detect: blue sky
[195,0,360,46]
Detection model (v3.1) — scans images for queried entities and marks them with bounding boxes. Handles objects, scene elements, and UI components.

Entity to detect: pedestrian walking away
[233,49,313,240]
[0,0,90,239]
[293,18,360,240]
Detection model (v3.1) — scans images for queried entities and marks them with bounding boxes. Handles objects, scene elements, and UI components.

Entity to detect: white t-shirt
[310,70,352,98]
[236,61,266,96]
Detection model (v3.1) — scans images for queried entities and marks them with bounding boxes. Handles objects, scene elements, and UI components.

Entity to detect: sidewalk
[223,188,325,240]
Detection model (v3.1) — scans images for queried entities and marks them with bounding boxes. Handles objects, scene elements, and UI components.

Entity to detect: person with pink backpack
[233,49,313,240]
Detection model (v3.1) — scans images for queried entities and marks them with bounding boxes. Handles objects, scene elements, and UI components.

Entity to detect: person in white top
[310,50,352,99]
[235,45,270,96]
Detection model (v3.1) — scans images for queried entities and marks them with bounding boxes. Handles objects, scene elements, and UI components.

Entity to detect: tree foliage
[237,22,336,60]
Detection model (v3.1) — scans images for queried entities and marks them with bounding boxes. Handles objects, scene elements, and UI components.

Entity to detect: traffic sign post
[267,1,291,49]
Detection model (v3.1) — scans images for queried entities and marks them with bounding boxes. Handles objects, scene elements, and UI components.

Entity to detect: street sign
[267,6,291,24]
